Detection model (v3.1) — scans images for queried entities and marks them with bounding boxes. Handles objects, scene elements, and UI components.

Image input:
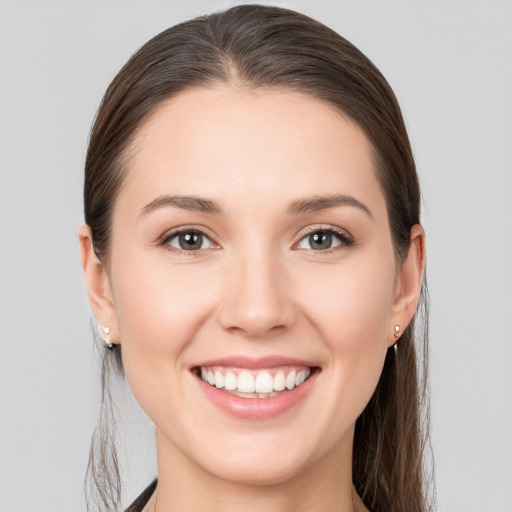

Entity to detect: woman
[79,4,430,512]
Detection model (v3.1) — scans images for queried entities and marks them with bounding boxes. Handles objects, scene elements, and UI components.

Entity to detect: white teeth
[199,366,312,396]
[237,371,255,393]
[224,371,237,391]
[298,369,311,385]
[274,372,286,391]
[273,371,286,391]
[214,371,224,389]
[233,390,259,399]
[255,372,274,393]
[286,371,296,390]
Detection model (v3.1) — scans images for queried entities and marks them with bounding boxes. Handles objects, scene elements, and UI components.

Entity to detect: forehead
[120,86,386,219]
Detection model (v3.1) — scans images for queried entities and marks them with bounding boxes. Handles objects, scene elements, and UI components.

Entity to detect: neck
[153,428,366,512]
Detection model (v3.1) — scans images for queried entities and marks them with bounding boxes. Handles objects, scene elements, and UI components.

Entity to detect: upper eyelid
[160,225,218,244]
[294,225,352,242]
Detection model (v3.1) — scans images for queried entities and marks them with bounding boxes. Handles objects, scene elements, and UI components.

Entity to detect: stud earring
[98,324,113,348]
[393,324,401,354]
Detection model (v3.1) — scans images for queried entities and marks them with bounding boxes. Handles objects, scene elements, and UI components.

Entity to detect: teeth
[286,371,296,390]
[296,370,307,386]
[199,367,312,396]
[224,371,237,391]
[232,390,259,399]
[237,371,255,393]
[273,371,286,391]
[255,372,274,393]
[214,371,224,389]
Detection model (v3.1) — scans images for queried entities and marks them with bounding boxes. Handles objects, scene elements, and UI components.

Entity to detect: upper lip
[192,355,317,370]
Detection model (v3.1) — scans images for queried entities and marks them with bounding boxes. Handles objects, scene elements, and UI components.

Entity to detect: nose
[218,250,296,339]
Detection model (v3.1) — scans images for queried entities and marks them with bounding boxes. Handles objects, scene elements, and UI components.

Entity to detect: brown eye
[179,232,203,250]
[166,231,212,251]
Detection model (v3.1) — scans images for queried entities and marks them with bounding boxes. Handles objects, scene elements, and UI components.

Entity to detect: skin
[80,86,425,512]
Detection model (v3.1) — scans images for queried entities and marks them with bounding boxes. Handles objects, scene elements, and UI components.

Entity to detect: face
[89,86,408,485]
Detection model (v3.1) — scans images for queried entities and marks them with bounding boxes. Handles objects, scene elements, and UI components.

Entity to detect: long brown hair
[84,5,433,511]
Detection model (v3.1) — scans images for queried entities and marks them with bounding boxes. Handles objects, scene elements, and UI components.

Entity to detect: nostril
[217,264,296,337]
[219,301,296,339]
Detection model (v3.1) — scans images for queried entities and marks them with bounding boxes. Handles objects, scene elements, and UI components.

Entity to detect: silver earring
[99,324,112,348]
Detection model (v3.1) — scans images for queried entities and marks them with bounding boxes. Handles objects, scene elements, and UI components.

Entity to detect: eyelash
[159,227,218,257]
[294,226,354,254]
[159,225,354,256]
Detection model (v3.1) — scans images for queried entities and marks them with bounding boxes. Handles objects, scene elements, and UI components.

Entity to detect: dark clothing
[125,478,157,512]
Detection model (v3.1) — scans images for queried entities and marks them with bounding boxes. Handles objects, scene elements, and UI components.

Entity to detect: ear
[78,224,119,345]
[388,224,426,347]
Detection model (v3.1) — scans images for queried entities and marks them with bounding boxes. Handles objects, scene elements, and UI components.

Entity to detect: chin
[184,431,328,488]
[202,455,308,487]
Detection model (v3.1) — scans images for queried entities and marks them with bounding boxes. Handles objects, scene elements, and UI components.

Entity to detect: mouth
[192,365,316,399]
[190,357,320,418]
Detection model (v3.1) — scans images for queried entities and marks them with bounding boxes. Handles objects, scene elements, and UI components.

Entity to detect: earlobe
[389,224,426,346]
[78,224,119,344]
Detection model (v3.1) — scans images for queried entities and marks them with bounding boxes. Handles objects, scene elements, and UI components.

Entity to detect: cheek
[113,250,218,341]
[300,257,396,347]
[295,254,396,409]
[109,253,220,414]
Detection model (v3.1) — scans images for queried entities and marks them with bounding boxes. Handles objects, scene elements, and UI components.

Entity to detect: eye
[295,228,352,251]
[162,229,216,252]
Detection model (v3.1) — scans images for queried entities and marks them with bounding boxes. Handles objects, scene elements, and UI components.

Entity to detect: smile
[199,366,312,398]
[192,358,320,419]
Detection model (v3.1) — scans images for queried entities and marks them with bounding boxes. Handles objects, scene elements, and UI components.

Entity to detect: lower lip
[194,370,318,420]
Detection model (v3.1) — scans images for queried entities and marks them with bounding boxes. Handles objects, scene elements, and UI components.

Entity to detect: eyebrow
[287,194,373,219]
[140,195,224,217]
[139,193,372,219]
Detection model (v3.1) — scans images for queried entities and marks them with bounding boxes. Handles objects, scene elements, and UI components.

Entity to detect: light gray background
[1,1,511,511]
